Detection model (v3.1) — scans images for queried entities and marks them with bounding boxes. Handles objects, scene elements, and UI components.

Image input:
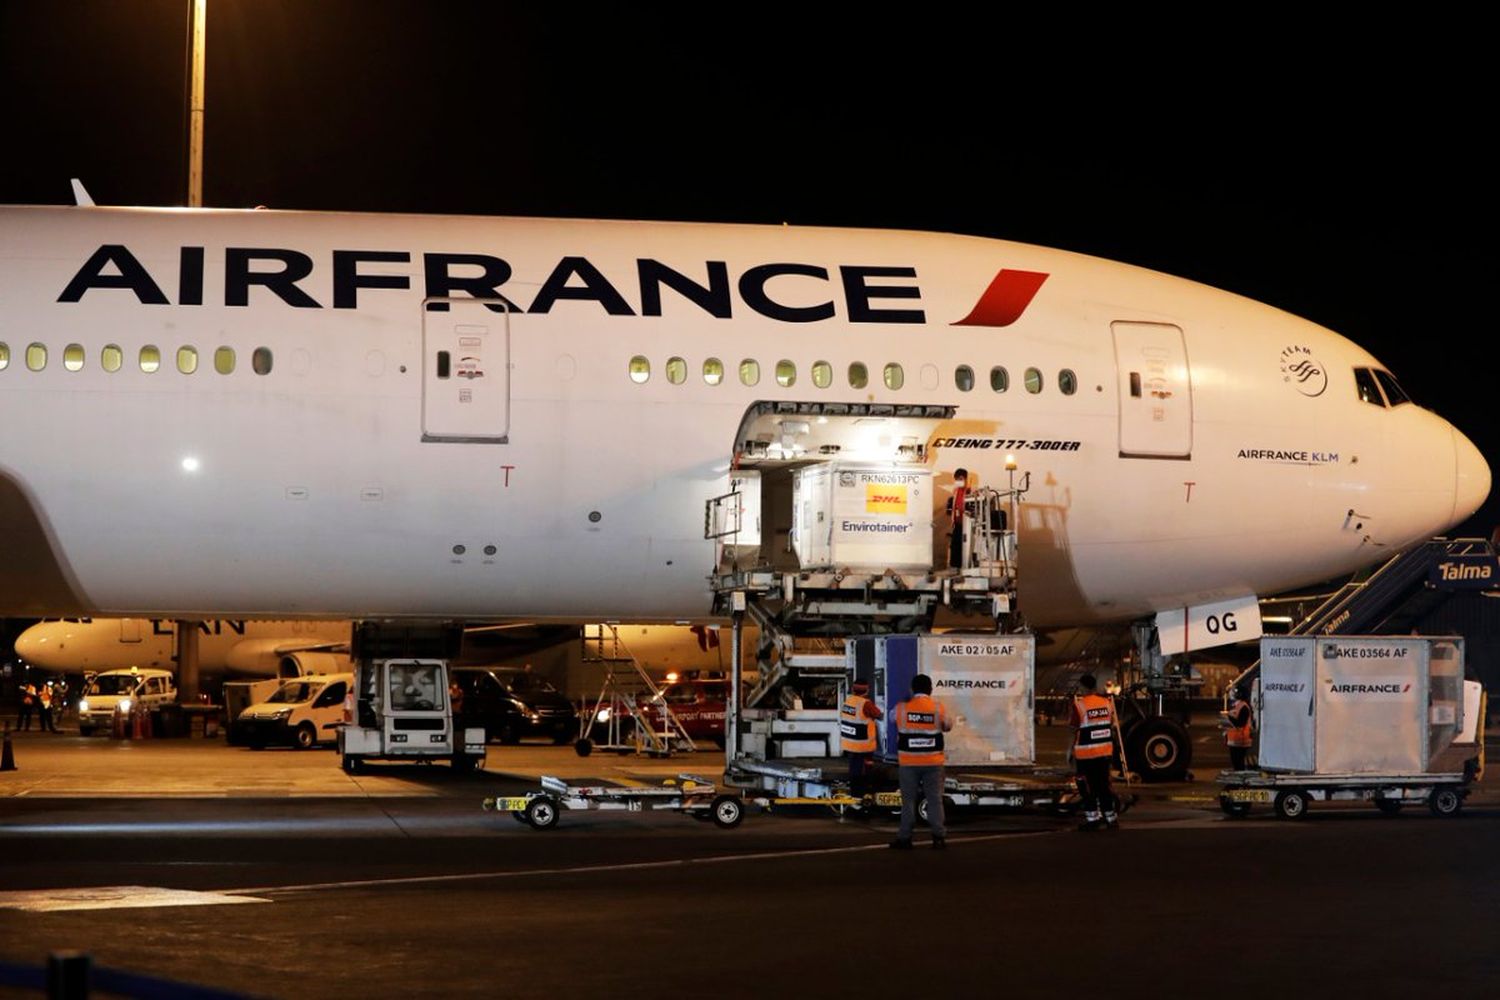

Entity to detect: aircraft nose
[1452,426,1491,527]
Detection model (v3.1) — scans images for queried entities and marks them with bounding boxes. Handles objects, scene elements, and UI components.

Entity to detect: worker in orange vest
[1070,673,1119,831]
[890,674,953,850]
[1221,685,1253,771]
[839,680,883,797]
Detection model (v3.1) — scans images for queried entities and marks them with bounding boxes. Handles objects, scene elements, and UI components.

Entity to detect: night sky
[2,2,1495,535]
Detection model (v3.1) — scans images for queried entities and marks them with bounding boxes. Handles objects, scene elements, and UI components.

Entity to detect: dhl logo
[865,484,907,514]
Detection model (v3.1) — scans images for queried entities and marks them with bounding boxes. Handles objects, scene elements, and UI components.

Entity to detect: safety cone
[2,724,16,772]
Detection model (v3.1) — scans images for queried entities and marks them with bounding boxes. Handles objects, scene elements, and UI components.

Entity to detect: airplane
[13,618,350,678]
[0,203,1487,667]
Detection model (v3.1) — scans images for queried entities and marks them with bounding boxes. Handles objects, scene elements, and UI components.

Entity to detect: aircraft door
[421,298,510,443]
[1112,321,1192,459]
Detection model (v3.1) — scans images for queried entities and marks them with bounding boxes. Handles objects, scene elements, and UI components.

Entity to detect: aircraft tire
[1123,717,1192,783]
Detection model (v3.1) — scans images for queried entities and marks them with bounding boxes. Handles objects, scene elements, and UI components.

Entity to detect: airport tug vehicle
[338,652,485,773]
[1217,636,1484,819]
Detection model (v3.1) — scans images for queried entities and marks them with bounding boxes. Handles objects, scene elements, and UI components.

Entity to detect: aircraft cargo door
[1112,321,1192,459]
[421,298,510,443]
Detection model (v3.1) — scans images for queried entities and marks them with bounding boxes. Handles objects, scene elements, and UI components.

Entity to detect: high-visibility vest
[895,694,946,766]
[1073,694,1115,760]
[1225,699,1253,747]
[839,694,876,753]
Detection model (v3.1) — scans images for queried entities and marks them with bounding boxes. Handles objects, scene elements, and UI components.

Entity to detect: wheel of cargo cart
[1374,798,1402,816]
[1123,717,1192,783]
[1273,789,1309,820]
[1219,798,1251,818]
[341,754,363,774]
[525,795,560,829]
[710,794,744,829]
[1428,787,1462,818]
[451,753,478,773]
[574,738,593,757]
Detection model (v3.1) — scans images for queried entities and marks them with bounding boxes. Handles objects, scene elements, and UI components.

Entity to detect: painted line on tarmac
[225,830,1056,897]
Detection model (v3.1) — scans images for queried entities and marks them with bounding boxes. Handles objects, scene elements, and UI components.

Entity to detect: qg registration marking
[938,643,1016,656]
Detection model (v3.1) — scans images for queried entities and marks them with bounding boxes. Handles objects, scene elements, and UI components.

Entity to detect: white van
[76,667,178,736]
[232,673,353,749]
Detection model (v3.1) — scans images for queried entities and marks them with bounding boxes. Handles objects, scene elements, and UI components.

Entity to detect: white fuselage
[0,206,1487,627]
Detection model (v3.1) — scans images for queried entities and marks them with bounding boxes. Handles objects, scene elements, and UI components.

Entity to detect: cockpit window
[1374,369,1410,407]
[1353,367,1385,407]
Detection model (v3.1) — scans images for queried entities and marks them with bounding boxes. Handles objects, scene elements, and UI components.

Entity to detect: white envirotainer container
[1257,635,1465,774]
[793,463,932,571]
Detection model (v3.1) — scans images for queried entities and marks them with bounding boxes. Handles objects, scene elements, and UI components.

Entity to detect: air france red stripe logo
[953,268,1049,327]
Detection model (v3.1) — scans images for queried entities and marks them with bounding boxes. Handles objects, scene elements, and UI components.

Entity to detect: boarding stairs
[579,624,697,754]
[1233,536,1497,691]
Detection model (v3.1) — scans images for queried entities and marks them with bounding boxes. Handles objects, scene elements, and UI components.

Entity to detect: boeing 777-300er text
[0,204,1488,659]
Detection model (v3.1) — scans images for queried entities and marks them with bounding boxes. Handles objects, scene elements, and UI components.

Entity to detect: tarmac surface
[1,723,1496,998]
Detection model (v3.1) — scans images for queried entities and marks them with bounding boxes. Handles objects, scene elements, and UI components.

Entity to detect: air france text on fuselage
[58,245,929,324]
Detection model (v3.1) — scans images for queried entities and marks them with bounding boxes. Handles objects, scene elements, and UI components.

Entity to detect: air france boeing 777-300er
[0,202,1488,659]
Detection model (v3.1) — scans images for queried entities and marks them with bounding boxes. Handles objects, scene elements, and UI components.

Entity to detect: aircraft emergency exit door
[421,297,510,443]
[1112,321,1192,459]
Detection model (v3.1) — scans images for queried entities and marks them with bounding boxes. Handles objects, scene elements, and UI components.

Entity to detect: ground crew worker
[1222,685,1253,771]
[38,683,57,733]
[946,468,970,570]
[1070,673,1119,831]
[890,673,953,850]
[17,683,36,731]
[839,680,883,797]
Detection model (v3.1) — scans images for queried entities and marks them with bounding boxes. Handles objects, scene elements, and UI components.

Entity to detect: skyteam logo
[1280,345,1328,397]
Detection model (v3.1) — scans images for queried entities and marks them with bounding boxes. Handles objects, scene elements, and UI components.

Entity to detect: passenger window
[990,366,1009,393]
[1058,369,1077,395]
[177,346,198,374]
[665,356,687,385]
[739,359,760,386]
[252,347,273,375]
[214,347,236,375]
[775,359,796,387]
[628,355,650,384]
[812,360,832,389]
[1024,367,1043,393]
[26,343,46,371]
[1374,369,1410,406]
[703,358,724,385]
[102,344,123,372]
[848,362,868,389]
[64,344,84,371]
[883,363,904,390]
[955,365,974,392]
[140,345,161,373]
[0,343,8,370]
[1353,367,1385,407]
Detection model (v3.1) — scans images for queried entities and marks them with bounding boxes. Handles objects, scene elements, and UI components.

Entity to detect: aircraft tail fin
[70,179,95,207]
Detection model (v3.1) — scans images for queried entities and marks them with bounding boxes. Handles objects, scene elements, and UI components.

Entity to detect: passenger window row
[0,342,273,376]
[630,356,1078,396]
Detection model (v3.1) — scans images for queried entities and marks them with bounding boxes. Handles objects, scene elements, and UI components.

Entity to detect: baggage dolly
[483,774,746,830]
[1216,769,1472,820]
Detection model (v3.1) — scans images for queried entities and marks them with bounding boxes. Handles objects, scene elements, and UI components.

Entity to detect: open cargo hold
[1258,635,1466,774]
